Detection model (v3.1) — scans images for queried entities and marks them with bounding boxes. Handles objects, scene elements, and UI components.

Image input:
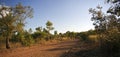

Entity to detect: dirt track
[0,40,79,57]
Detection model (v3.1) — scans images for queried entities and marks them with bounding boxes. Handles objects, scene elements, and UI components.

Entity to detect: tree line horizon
[0,2,95,49]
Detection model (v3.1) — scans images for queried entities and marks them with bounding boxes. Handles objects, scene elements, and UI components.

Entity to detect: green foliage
[11,31,34,46]
[32,32,48,40]
[11,34,20,43]
[32,32,41,39]
[46,20,54,32]
[36,27,42,32]
[32,26,50,42]
[0,3,33,49]
[79,32,89,41]
[102,33,120,53]
[53,31,58,39]
[87,30,96,35]
[21,37,34,46]
[76,31,92,42]
[106,0,120,16]
[21,31,34,46]
[43,28,49,34]
[89,4,120,56]
[45,21,54,40]
[54,30,58,35]
[63,31,77,39]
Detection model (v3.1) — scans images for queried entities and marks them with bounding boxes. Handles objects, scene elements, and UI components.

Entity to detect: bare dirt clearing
[0,39,83,57]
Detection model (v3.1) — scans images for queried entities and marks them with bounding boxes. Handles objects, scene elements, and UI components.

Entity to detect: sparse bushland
[0,0,120,57]
[0,18,79,49]
[88,0,120,56]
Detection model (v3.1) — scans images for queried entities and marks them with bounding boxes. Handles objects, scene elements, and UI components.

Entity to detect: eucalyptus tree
[45,21,54,40]
[89,1,120,54]
[106,0,120,16]
[106,0,120,31]
[46,20,54,33]
[0,3,33,49]
[89,5,107,34]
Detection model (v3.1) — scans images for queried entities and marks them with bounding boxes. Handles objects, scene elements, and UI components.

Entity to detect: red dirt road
[0,40,79,57]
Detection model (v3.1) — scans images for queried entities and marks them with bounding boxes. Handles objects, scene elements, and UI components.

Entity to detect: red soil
[0,40,79,57]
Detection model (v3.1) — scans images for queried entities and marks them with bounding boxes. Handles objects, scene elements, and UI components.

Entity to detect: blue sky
[0,0,109,33]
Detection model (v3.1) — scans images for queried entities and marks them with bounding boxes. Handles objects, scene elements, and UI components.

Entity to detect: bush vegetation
[89,0,120,56]
[0,1,120,57]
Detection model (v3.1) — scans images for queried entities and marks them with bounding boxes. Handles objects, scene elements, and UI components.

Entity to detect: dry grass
[89,35,98,42]
[10,42,22,48]
[60,42,107,57]
[0,42,5,49]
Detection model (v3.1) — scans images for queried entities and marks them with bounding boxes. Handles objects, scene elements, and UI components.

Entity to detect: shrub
[100,30,120,56]
[19,32,35,46]
[79,32,89,42]
[21,36,35,46]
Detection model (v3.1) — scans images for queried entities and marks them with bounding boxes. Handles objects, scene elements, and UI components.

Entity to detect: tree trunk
[6,37,10,49]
